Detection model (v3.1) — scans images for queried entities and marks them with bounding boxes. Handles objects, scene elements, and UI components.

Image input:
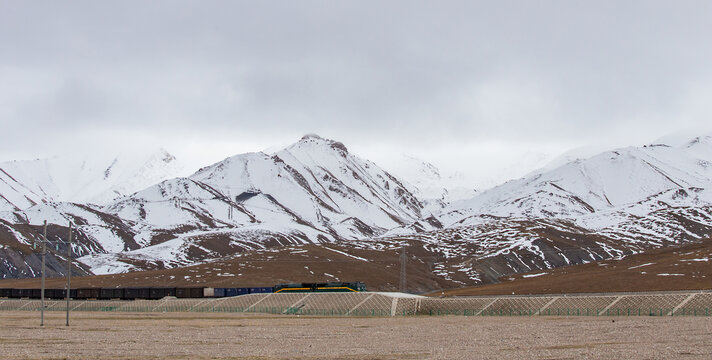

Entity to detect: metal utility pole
[399,246,407,293]
[41,220,47,327]
[66,222,72,327]
[227,190,233,220]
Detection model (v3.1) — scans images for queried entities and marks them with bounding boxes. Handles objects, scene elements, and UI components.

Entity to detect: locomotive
[274,282,366,293]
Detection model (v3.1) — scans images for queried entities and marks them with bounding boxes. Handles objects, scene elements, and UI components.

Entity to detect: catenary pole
[399,246,406,293]
[41,220,47,326]
[66,222,72,326]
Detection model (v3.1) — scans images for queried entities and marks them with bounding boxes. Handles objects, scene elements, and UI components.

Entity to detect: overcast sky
[2,1,711,187]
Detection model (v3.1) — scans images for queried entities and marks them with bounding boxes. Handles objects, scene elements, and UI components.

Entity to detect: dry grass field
[5,239,712,298]
[1,311,711,359]
[437,238,712,297]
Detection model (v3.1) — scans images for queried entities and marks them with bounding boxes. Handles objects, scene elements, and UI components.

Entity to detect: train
[0,282,366,300]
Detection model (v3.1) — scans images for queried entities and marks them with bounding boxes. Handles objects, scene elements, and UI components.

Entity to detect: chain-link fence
[674,292,712,316]
[2,291,712,317]
[415,292,712,317]
[543,295,618,316]
[419,297,496,316]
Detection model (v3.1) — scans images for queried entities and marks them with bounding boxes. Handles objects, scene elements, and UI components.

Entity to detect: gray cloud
[2,0,712,179]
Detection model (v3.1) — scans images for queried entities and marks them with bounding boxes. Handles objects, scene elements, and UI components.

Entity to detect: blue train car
[236,288,250,296]
[224,288,238,297]
[248,287,273,294]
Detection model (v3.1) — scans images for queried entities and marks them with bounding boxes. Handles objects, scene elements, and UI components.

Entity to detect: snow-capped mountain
[110,134,423,237]
[0,149,181,278]
[76,135,425,273]
[442,136,712,225]
[0,148,183,207]
[82,134,712,277]
[3,133,712,288]
[378,135,712,285]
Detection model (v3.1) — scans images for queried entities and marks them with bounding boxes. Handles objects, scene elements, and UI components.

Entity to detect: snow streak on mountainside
[0,166,44,216]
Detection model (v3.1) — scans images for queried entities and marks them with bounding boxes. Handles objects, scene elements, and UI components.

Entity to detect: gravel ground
[1,311,711,359]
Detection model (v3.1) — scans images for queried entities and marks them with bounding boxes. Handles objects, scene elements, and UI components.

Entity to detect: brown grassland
[0,311,711,359]
[436,238,712,297]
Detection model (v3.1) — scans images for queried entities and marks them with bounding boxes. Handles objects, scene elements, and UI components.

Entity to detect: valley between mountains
[2,134,712,293]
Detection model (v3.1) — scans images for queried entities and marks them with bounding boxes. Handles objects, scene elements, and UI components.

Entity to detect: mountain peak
[297,134,349,155]
[300,133,324,141]
[156,148,177,163]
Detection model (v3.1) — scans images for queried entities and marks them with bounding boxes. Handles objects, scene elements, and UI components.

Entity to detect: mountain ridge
[1,134,712,292]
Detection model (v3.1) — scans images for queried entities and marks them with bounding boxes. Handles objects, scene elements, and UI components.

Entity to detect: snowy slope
[442,136,712,226]
[373,135,712,285]
[0,202,136,279]
[382,154,477,215]
[0,148,183,207]
[0,166,44,215]
[0,149,181,278]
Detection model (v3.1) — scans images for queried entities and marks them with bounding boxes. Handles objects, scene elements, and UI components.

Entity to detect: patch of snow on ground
[76,254,138,275]
[522,272,548,278]
[628,262,655,269]
[321,247,368,261]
